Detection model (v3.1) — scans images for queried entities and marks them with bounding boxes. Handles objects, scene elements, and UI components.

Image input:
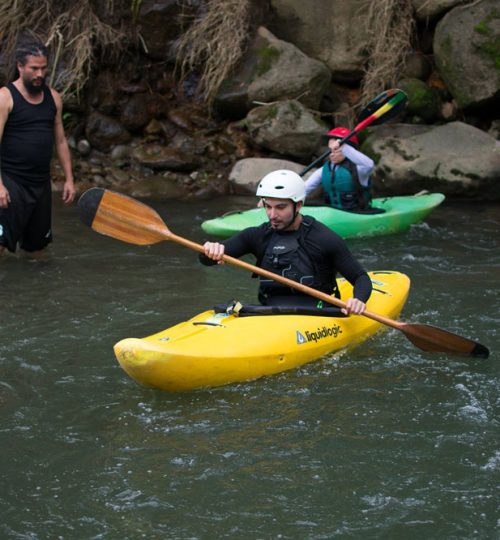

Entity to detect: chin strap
[288,202,298,228]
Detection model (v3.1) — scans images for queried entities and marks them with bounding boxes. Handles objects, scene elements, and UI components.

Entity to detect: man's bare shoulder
[0,86,12,99]
[49,86,61,100]
[49,87,63,108]
[0,86,13,111]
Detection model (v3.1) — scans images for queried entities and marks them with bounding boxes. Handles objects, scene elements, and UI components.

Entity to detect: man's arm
[318,225,372,314]
[341,144,374,187]
[51,89,75,204]
[199,227,262,266]
[0,87,13,208]
[304,168,322,196]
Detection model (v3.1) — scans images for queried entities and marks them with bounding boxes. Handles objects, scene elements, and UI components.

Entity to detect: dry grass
[175,0,251,107]
[359,0,415,107]
[45,3,126,99]
[175,0,415,115]
[0,0,127,99]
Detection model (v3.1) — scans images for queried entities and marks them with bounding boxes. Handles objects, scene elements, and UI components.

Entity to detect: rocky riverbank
[41,0,499,201]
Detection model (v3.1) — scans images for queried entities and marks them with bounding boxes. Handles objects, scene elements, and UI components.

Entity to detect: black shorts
[0,175,53,253]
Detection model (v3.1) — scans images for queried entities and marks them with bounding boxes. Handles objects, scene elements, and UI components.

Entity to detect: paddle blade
[401,322,489,359]
[78,188,171,245]
[357,88,408,126]
[299,88,408,176]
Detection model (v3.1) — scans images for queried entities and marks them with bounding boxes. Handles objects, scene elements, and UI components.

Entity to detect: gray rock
[131,143,201,172]
[245,99,328,159]
[367,122,500,200]
[76,139,91,157]
[122,174,187,199]
[268,0,371,82]
[434,0,500,109]
[228,157,315,195]
[85,111,132,152]
[215,26,330,117]
[110,144,133,161]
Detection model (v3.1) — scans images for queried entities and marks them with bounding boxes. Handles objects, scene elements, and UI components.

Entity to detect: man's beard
[24,77,46,97]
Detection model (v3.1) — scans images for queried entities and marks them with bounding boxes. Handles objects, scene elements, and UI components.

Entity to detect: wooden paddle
[78,188,489,359]
[299,88,408,176]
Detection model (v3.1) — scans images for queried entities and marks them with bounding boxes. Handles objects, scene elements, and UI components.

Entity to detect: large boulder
[228,157,315,195]
[433,0,500,110]
[365,122,500,200]
[268,0,371,82]
[214,26,331,118]
[245,99,328,159]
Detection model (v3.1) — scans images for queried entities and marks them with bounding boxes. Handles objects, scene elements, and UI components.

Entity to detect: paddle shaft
[168,231,402,331]
[161,230,489,357]
[78,188,490,358]
[82,191,395,326]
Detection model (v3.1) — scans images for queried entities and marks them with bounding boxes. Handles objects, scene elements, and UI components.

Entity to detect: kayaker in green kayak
[200,169,372,316]
[304,127,376,212]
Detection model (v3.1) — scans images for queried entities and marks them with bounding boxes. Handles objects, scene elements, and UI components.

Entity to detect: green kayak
[201,192,445,239]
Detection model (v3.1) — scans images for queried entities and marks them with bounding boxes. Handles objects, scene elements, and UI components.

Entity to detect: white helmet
[256,170,306,202]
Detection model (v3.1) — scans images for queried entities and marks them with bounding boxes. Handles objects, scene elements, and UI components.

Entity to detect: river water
[1,195,498,539]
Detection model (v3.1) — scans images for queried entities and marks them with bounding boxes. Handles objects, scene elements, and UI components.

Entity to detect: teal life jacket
[321,160,371,211]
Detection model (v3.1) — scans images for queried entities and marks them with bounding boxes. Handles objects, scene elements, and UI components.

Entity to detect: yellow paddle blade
[78,188,170,245]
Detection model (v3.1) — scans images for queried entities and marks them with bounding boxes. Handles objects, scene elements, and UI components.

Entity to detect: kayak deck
[114,271,411,392]
[201,193,445,239]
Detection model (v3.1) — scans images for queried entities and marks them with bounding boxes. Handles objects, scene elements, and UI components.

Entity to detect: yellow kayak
[114,270,410,391]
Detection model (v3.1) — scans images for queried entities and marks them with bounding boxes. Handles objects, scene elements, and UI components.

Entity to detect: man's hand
[341,297,366,316]
[203,241,225,263]
[62,179,76,204]
[330,140,345,164]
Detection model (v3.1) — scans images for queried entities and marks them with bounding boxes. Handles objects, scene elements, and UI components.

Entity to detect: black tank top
[1,82,56,185]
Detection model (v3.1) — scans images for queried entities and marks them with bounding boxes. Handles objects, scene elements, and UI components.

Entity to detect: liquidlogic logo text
[296,324,342,344]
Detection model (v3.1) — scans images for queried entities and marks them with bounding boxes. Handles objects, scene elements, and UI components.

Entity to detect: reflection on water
[0,197,498,538]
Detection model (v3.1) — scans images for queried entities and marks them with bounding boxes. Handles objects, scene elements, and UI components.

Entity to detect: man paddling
[200,169,371,315]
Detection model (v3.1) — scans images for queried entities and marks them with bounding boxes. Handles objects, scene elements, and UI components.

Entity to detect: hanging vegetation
[175,0,252,107]
[359,0,415,107]
[0,0,128,99]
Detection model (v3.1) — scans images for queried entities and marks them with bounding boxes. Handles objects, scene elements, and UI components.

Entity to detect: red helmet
[327,127,359,146]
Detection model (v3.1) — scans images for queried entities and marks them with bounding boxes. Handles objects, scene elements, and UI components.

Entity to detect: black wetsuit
[0,83,56,252]
[200,216,372,307]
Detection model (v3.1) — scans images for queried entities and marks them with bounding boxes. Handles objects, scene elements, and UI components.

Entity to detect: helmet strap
[287,201,302,230]
[284,202,297,229]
